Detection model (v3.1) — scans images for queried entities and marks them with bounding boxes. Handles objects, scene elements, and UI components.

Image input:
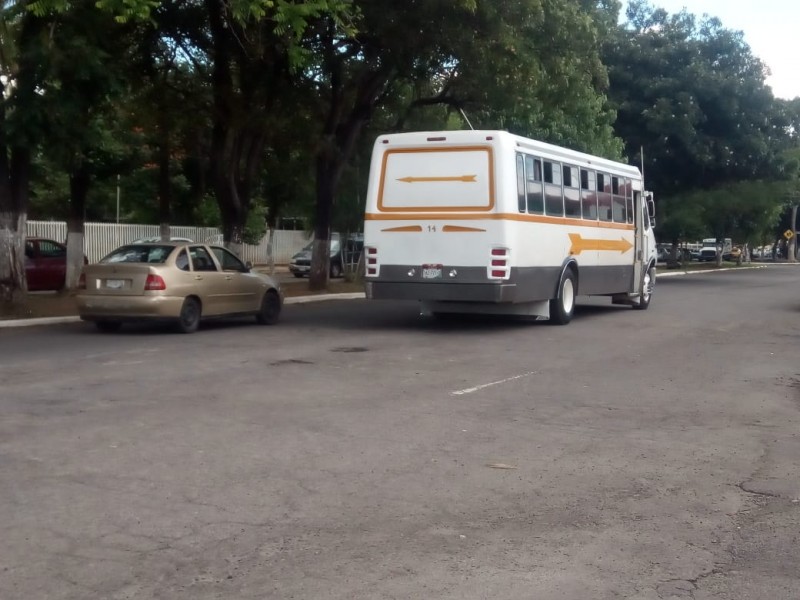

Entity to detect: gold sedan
[77,242,283,333]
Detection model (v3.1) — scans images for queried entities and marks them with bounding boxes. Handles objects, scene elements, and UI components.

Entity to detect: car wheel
[177,297,201,333]
[95,320,122,333]
[633,264,656,311]
[330,261,343,278]
[293,273,304,278]
[255,290,281,325]
[549,268,576,325]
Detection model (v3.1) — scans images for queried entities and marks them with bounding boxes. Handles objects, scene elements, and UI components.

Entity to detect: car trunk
[82,264,156,296]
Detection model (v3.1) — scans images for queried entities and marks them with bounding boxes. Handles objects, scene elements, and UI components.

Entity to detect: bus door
[632,191,644,293]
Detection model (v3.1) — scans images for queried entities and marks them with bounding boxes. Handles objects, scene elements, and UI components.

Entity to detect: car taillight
[78,273,86,289]
[145,274,166,291]
[365,246,378,277]
[489,247,510,279]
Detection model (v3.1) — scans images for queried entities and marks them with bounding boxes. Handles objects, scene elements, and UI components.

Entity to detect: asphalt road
[1,265,799,600]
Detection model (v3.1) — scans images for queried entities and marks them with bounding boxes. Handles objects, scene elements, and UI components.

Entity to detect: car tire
[633,264,656,311]
[293,273,304,278]
[330,261,343,279]
[549,268,576,325]
[255,290,281,325]
[177,297,201,334]
[95,320,122,333]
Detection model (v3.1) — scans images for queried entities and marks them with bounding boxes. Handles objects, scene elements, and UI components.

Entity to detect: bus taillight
[366,246,378,277]
[488,247,510,279]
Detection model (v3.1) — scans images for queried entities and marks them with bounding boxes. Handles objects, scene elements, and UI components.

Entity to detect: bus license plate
[422,265,443,279]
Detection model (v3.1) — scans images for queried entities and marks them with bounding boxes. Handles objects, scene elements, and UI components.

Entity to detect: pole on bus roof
[459,108,474,130]
[640,146,645,188]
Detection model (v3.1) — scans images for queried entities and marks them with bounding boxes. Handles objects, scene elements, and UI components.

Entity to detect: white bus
[362,130,657,324]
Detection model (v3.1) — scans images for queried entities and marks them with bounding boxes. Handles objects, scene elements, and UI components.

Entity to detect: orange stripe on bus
[381,225,423,232]
[365,212,635,231]
[442,225,486,232]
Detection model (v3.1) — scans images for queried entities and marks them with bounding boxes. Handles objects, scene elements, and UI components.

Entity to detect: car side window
[189,246,217,272]
[39,241,66,258]
[25,242,35,259]
[211,247,246,272]
[175,249,190,271]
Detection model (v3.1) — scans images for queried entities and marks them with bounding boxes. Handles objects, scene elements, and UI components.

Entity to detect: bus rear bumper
[365,280,519,303]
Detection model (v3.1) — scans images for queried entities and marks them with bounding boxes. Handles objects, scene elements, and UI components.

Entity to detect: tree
[606,1,786,197]
[0,3,47,305]
[34,2,133,288]
[300,0,625,290]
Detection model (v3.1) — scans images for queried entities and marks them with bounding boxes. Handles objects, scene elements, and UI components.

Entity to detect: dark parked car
[289,233,363,278]
[25,238,67,291]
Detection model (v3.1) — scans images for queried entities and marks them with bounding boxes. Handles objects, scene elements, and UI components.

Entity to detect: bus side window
[581,169,597,220]
[563,165,580,218]
[525,155,544,215]
[597,173,612,222]
[516,153,526,213]
[625,178,634,224]
[544,161,563,217]
[611,176,626,223]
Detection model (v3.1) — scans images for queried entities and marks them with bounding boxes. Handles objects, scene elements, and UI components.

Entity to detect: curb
[658,264,768,277]
[0,292,366,329]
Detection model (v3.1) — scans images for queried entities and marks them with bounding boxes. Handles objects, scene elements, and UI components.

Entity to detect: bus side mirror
[645,193,656,228]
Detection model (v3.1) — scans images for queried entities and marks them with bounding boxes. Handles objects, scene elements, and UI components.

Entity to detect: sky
[627,1,800,99]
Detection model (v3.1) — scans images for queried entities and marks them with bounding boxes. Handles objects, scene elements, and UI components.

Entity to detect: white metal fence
[26,221,311,265]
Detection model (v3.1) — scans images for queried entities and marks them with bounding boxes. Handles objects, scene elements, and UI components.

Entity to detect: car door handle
[225,275,233,280]
[194,275,203,280]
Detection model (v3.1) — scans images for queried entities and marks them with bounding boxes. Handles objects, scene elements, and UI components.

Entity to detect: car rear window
[101,245,174,264]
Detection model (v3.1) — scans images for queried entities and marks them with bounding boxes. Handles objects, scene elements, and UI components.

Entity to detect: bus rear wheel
[549,268,576,325]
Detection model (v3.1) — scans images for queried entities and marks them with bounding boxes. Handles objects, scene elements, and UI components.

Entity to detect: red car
[25,237,83,291]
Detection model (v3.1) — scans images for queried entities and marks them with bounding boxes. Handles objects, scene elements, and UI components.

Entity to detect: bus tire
[633,264,656,311]
[549,268,576,325]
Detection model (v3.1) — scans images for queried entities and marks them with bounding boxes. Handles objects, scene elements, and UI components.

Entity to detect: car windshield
[101,245,174,264]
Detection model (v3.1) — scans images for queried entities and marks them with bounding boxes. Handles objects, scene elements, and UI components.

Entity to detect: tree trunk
[0,147,30,306]
[0,211,27,307]
[0,37,33,307]
[207,0,256,258]
[157,99,172,241]
[788,205,798,263]
[265,226,275,275]
[309,155,339,291]
[65,167,89,290]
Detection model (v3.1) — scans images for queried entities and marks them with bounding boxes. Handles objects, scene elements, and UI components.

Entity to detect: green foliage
[243,203,268,244]
[10,0,800,259]
[607,1,786,195]
[664,181,790,245]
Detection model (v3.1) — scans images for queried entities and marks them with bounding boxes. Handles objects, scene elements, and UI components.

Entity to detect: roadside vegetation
[2,0,800,308]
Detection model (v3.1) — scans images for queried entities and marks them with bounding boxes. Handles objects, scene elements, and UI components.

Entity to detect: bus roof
[375,130,642,180]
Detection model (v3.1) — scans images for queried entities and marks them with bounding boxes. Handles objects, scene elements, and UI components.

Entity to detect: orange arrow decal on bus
[569,233,633,255]
[397,175,477,183]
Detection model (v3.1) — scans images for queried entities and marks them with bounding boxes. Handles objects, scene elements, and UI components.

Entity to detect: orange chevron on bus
[363,130,657,324]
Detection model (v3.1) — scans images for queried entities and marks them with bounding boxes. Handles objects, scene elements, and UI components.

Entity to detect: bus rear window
[378,147,494,211]
[101,245,174,264]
